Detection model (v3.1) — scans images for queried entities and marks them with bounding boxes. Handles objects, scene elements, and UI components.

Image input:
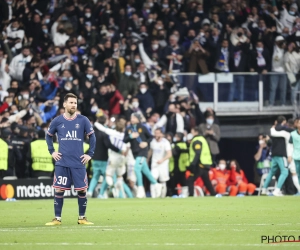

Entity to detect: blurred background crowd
[1,0,300,196]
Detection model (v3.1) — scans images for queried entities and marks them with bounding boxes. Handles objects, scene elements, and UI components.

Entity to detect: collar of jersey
[63,114,77,121]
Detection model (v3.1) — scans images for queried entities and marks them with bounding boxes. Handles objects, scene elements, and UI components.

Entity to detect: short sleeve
[150,140,154,150]
[84,117,94,136]
[47,118,58,136]
[165,140,171,151]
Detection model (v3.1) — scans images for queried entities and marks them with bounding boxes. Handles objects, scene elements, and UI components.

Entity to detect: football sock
[292,175,300,192]
[78,192,87,216]
[54,191,64,217]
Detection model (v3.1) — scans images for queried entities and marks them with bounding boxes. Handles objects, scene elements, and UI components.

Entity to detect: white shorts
[106,155,126,177]
[126,150,136,183]
[151,163,170,182]
[289,160,296,174]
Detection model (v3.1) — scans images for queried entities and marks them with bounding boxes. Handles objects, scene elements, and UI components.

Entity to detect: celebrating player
[148,128,172,198]
[45,93,96,225]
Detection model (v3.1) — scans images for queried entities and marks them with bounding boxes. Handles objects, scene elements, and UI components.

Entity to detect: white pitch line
[0,243,298,247]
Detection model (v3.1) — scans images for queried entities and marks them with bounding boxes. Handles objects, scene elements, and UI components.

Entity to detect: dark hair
[277,115,286,124]
[64,93,77,102]
[97,116,106,125]
[175,132,184,141]
[191,126,201,135]
[155,127,163,134]
[230,159,241,173]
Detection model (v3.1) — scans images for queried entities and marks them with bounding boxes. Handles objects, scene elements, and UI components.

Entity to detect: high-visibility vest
[189,136,212,167]
[169,142,189,172]
[31,140,58,172]
[0,139,8,171]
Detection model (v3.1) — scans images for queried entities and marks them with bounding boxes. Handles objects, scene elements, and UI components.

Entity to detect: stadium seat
[256,173,277,196]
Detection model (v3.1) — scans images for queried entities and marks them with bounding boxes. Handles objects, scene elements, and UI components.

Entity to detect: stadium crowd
[1,0,300,197]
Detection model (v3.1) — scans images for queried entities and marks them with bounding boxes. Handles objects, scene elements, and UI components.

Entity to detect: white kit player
[148,128,172,197]
[94,119,136,198]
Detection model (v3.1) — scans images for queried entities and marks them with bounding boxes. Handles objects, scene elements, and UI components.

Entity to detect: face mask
[69,77,73,81]
[140,88,147,94]
[282,33,289,38]
[7,1,12,5]
[65,86,71,91]
[157,26,163,30]
[146,9,150,13]
[91,106,98,113]
[152,44,159,50]
[173,137,177,142]
[157,79,163,85]
[200,32,205,37]
[132,102,139,108]
[135,59,141,63]
[197,10,203,14]
[45,18,50,24]
[219,164,226,171]
[23,94,29,99]
[61,16,68,21]
[259,139,264,145]
[12,27,17,31]
[176,0,181,2]
[256,47,263,52]
[86,74,93,79]
[183,136,187,142]
[289,11,295,15]
[206,119,213,125]
[148,18,153,23]
[162,4,169,8]
[260,4,266,9]
[85,13,91,18]
[125,71,131,76]
[43,29,48,34]
[274,11,278,15]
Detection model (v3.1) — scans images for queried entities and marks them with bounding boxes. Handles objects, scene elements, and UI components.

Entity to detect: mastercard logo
[0,184,14,200]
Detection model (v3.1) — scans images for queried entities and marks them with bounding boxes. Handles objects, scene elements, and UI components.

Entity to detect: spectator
[9,46,32,82]
[254,134,272,177]
[269,36,287,106]
[199,113,221,164]
[136,83,154,117]
[116,62,138,99]
[249,41,271,74]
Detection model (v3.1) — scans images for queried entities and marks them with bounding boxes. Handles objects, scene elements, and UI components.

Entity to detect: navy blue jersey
[46,114,95,168]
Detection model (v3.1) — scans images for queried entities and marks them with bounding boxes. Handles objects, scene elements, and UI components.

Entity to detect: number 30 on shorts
[57,176,68,185]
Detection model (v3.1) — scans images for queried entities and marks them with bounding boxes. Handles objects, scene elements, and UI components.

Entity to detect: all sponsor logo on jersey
[61,130,82,141]
[75,124,80,129]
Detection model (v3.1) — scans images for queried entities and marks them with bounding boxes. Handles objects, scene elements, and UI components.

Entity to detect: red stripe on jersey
[47,131,53,136]
[87,130,94,136]
[63,114,77,121]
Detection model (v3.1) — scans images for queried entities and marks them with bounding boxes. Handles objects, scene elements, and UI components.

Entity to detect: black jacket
[93,129,119,161]
[271,125,288,158]
[124,123,152,158]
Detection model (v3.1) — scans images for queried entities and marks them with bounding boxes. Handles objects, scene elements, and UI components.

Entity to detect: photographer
[254,134,272,177]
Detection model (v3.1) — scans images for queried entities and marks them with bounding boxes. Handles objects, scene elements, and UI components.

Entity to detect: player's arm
[123,127,131,143]
[288,135,294,163]
[81,118,96,164]
[46,118,61,161]
[270,127,290,140]
[143,125,153,145]
[94,122,119,137]
[103,134,120,153]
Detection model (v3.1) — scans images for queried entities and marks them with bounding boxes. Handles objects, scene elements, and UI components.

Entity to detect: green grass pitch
[0,197,299,250]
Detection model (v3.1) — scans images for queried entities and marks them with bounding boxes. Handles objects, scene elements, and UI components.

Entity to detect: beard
[67,108,76,115]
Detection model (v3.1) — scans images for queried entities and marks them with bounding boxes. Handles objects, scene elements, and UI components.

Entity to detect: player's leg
[71,168,93,225]
[45,166,72,225]
[179,171,189,197]
[292,160,300,195]
[275,157,289,192]
[87,160,102,197]
[98,161,109,198]
[115,164,126,198]
[262,158,278,193]
[105,161,115,187]
[134,157,146,198]
[158,164,170,198]
[150,167,159,198]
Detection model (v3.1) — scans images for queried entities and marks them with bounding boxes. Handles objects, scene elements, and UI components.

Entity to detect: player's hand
[52,152,62,161]
[157,159,164,164]
[80,154,91,164]
[139,142,148,148]
[288,156,292,164]
[131,132,139,138]
[211,179,217,186]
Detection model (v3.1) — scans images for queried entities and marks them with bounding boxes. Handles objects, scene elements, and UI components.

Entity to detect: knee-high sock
[292,174,300,192]
[78,191,87,217]
[54,191,64,218]
[134,158,143,186]
[161,182,167,198]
